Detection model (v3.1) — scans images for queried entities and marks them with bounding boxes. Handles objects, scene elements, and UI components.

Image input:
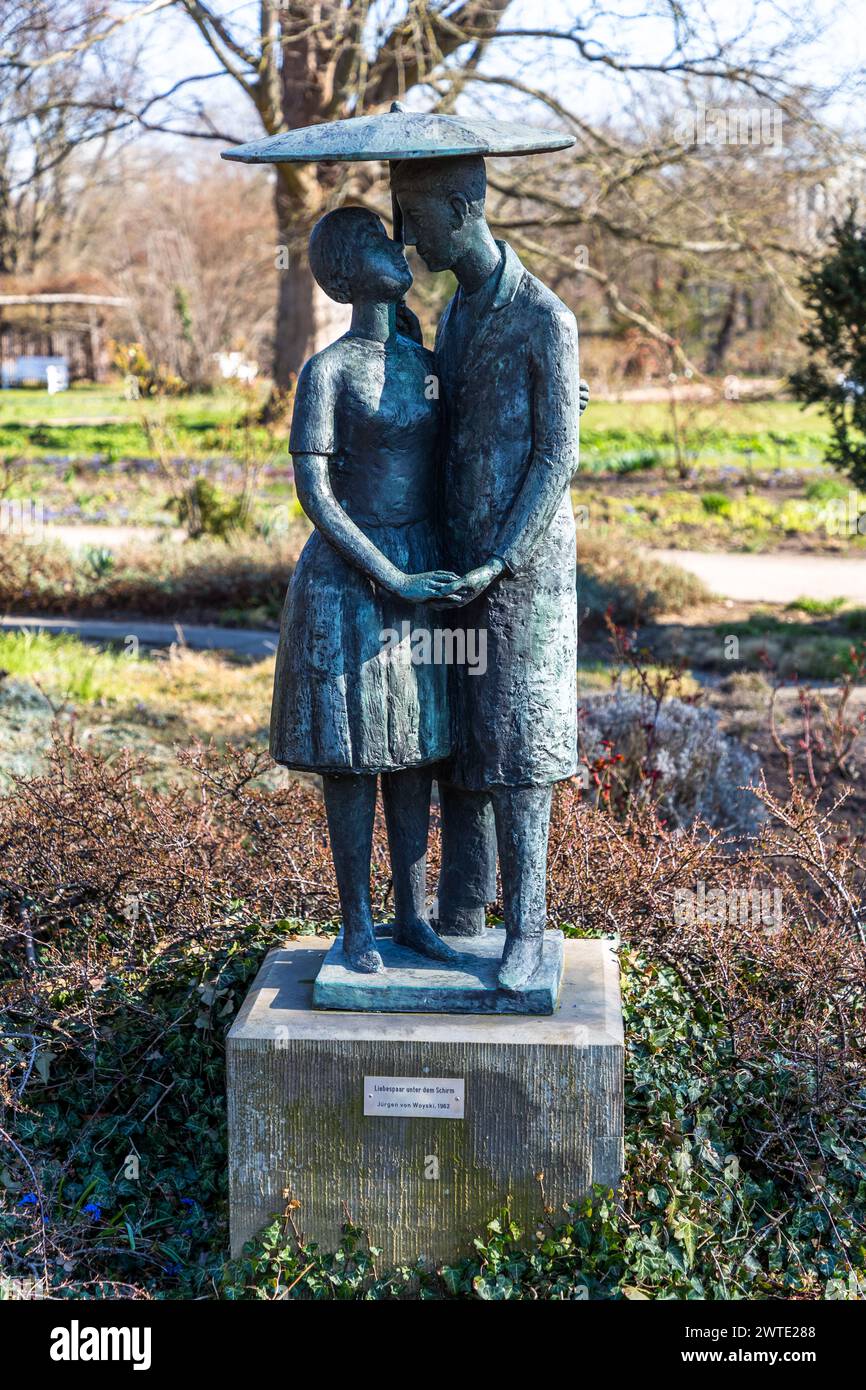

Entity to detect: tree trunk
[271,168,350,393]
[0,173,17,275]
[706,285,740,375]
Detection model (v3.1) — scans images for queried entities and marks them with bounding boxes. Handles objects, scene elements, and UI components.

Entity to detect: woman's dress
[270,332,452,774]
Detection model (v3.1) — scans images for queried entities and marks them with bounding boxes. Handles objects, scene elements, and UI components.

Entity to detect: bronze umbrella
[221,101,573,246]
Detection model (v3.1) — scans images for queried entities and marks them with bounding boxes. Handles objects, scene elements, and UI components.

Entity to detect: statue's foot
[432,904,486,937]
[393,917,461,963]
[497,934,544,993]
[342,925,384,974]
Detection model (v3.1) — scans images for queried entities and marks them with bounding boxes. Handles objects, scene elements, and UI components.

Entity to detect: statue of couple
[269,153,583,995]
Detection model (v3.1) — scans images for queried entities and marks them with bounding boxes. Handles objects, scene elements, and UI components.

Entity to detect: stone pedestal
[227,936,623,1268]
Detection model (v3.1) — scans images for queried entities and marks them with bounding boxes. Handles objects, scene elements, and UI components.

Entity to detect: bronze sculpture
[224,109,586,1005]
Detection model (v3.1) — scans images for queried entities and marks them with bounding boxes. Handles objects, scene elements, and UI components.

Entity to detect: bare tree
[0,0,171,276]
[8,4,853,389]
[93,152,276,387]
[158,0,508,398]
[148,1,856,396]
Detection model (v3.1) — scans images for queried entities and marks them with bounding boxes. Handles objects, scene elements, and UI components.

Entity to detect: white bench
[1,356,69,391]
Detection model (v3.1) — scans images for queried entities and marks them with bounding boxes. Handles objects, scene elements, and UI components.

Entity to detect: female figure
[270,206,460,973]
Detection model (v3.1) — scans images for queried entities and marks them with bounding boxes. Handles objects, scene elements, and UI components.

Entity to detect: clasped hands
[393,557,505,607]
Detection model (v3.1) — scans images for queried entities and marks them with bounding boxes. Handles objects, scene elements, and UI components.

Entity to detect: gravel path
[0,615,277,658]
[651,549,866,603]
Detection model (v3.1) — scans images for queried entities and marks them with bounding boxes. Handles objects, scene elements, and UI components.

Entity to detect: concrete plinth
[227,935,623,1268]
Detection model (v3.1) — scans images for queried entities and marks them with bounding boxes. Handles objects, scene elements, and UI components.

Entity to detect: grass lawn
[0,384,834,471]
[1,385,828,432]
[573,479,866,552]
[0,630,276,789]
[0,382,266,423]
[581,398,833,475]
[584,398,831,437]
[2,383,854,551]
[1,386,862,640]
[0,382,279,460]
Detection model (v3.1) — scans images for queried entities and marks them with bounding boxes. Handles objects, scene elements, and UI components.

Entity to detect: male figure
[392,155,581,992]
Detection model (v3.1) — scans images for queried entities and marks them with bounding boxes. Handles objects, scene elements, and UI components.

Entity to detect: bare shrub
[0,534,303,623]
[0,733,861,1198]
[577,534,711,630]
[548,776,866,1180]
[580,689,762,833]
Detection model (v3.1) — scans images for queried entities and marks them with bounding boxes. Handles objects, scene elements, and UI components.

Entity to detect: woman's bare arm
[293,453,459,601]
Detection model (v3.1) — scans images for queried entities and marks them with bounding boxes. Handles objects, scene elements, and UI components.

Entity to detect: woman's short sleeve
[289,354,337,455]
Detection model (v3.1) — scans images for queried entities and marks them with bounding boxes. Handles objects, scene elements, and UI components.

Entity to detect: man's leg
[380,767,459,962]
[434,782,497,936]
[490,784,553,991]
[322,773,383,974]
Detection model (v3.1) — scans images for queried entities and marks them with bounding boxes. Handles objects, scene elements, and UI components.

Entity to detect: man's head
[308,206,412,304]
[391,154,487,272]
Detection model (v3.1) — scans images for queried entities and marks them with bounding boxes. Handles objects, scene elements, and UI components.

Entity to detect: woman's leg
[381,767,459,963]
[322,773,383,973]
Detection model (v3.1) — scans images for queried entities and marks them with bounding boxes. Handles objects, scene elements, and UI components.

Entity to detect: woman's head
[309,207,412,304]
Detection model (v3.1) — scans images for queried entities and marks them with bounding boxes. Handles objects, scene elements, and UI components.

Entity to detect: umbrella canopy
[221,104,573,166]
